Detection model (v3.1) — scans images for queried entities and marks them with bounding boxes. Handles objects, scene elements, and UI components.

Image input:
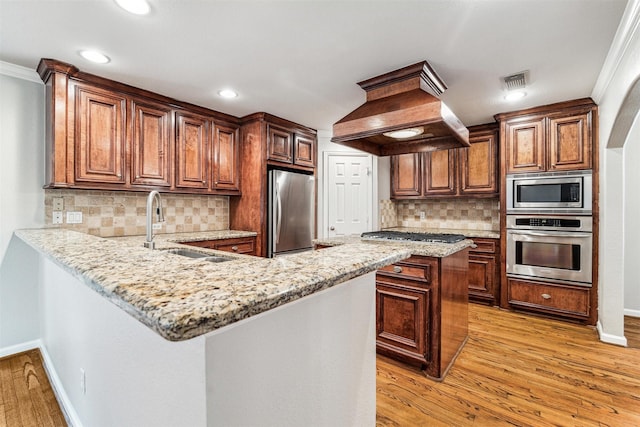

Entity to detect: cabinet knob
[231,246,238,251]
[202,180,206,185]
[393,266,403,274]
[541,293,552,300]
[136,175,140,179]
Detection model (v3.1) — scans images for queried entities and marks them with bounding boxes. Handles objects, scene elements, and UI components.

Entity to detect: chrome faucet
[144,190,165,249]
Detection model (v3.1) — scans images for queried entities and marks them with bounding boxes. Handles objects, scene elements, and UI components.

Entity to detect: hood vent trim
[331,61,469,156]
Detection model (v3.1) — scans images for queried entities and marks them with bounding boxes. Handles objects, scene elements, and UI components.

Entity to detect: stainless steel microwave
[506,170,592,214]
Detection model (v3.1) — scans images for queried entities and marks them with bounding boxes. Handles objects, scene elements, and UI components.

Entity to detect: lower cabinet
[507,278,590,320]
[376,250,469,380]
[468,238,500,305]
[182,236,257,256]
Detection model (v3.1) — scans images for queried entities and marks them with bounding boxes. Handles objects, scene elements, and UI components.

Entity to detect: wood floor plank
[0,349,67,427]
[377,304,640,426]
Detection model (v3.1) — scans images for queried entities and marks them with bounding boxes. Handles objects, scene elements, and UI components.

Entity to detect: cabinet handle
[393,266,403,274]
[541,293,551,300]
[231,246,238,251]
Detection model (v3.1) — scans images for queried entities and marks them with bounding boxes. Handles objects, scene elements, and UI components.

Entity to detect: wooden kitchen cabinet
[468,237,500,306]
[131,98,173,188]
[391,123,499,198]
[183,236,257,256]
[267,122,317,169]
[376,251,469,380]
[497,98,595,174]
[73,83,127,185]
[175,111,210,190]
[38,58,242,196]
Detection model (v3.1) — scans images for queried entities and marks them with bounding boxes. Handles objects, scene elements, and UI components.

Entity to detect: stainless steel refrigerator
[267,169,315,257]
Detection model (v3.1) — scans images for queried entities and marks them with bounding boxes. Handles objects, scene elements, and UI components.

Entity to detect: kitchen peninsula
[315,233,473,380]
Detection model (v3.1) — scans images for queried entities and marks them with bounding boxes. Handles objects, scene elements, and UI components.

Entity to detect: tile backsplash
[383,198,500,231]
[45,189,229,237]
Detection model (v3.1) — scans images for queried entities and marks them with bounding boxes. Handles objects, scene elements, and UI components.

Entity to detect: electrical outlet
[420,211,426,220]
[80,368,86,395]
[53,197,64,211]
[152,223,162,230]
[52,212,63,224]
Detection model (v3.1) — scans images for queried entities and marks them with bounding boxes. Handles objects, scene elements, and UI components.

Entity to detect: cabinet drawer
[377,258,432,284]
[214,239,255,254]
[508,279,589,318]
[469,238,497,254]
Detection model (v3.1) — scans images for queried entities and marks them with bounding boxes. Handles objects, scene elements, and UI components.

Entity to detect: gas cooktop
[361,231,466,244]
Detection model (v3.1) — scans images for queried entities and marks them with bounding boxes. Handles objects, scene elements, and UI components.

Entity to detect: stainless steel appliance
[506,215,592,286]
[506,170,592,214]
[267,169,315,257]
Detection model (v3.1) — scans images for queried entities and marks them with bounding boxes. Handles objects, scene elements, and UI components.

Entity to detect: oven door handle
[508,230,591,238]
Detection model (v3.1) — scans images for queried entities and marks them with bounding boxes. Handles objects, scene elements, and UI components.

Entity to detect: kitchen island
[315,233,474,380]
[11,228,471,426]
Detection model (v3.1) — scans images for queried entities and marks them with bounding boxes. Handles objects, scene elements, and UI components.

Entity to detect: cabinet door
[175,111,210,189]
[423,149,457,196]
[505,118,545,174]
[212,123,240,192]
[391,153,421,197]
[468,253,496,302]
[293,133,316,167]
[74,84,126,184]
[459,129,498,195]
[131,99,172,187]
[267,124,293,164]
[548,111,591,171]
[376,282,430,365]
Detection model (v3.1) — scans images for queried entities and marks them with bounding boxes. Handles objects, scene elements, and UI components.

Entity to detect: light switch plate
[53,197,64,211]
[66,211,83,224]
[420,211,426,220]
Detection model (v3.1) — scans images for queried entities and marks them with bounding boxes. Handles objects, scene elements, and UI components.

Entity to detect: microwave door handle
[508,231,591,238]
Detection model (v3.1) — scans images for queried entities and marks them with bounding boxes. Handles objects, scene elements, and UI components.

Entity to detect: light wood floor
[0,349,67,427]
[377,304,640,426]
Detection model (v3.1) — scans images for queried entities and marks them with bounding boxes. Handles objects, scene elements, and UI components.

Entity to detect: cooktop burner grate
[361,231,466,243]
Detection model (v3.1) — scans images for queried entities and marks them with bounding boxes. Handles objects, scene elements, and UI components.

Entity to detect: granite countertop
[314,234,475,257]
[15,229,415,342]
[383,226,500,239]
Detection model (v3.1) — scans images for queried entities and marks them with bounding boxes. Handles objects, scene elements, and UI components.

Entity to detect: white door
[325,153,373,237]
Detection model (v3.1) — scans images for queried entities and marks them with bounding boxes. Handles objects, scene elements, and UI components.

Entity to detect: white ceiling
[0,0,628,131]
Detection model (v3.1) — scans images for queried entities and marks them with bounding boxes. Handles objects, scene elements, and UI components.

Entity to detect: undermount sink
[161,248,232,263]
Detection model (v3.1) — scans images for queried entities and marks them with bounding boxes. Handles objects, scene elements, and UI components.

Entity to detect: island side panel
[39,256,208,427]
[438,248,470,378]
[204,271,377,427]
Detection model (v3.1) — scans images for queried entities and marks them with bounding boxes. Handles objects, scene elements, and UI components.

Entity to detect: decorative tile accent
[394,198,500,231]
[379,199,398,229]
[44,189,229,237]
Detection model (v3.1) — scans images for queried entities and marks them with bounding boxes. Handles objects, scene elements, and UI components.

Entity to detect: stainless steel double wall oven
[505,170,593,286]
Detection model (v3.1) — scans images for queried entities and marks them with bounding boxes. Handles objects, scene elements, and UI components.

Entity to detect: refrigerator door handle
[275,184,282,247]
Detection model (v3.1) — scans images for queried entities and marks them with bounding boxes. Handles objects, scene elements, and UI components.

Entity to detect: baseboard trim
[624,308,640,318]
[596,320,628,347]
[0,340,41,358]
[39,344,84,427]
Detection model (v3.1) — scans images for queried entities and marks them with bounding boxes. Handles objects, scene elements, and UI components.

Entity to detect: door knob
[329,226,335,231]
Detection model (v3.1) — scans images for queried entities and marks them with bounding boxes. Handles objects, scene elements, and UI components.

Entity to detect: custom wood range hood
[332,61,470,156]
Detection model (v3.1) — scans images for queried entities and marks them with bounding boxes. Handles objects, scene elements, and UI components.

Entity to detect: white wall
[0,63,45,348]
[624,116,640,315]
[591,0,640,344]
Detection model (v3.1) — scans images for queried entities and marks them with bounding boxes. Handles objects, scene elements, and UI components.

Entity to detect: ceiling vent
[503,71,528,90]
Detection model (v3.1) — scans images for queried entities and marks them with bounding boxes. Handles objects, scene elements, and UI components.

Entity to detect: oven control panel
[506,215,592,232]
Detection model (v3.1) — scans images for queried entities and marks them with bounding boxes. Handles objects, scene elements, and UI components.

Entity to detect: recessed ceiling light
[114,0,150,15]
[504,90,527,101]
[383,127,424,139]
[79,50,111,64]
[218,89,238,99]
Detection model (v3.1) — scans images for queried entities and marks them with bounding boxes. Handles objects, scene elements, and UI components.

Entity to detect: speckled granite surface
[314,234,475,257]
[383,226,500,239]
[15,229,414,342]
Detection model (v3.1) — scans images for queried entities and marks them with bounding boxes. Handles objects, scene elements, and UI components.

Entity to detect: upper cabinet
[267,122,317,170]
[497,99,595,174]
[37,58,241,196]
[391,123,499,199]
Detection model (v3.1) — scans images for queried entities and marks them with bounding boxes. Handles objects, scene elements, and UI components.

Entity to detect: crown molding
[0,61,42,84]
[591,0,640,102]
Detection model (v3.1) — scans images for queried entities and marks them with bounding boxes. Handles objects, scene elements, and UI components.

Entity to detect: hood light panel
[383,127,425,139]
